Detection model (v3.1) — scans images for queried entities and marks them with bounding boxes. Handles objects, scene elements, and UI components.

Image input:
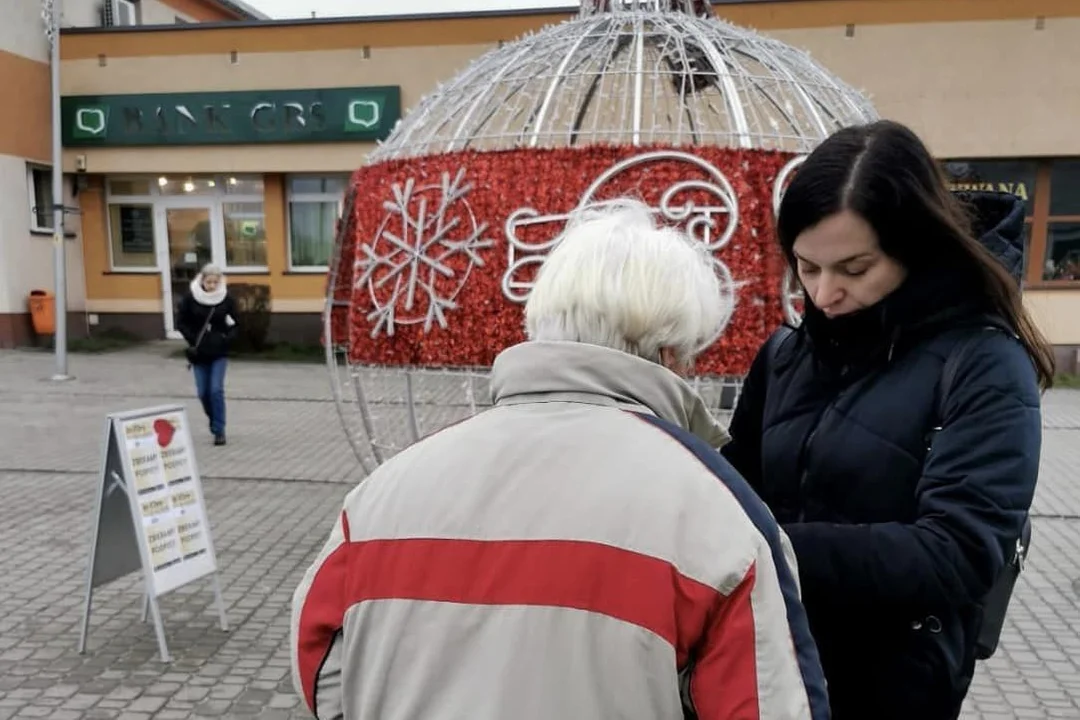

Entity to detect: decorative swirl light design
[502,150,738,303]
[772,154,808,326]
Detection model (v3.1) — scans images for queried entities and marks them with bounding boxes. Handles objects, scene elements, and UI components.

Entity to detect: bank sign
[61,86,401,147]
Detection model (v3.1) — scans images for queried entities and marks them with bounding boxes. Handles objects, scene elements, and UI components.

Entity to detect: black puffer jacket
[177,285,239,365]
[722,192,1041,719]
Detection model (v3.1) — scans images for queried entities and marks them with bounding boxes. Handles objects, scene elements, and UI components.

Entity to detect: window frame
[943,157,1080,289]
[105,177,162,273]
[114,0,140,26]
[104,174,268,273]
[1026,162,1080,288]
[27,164,56,234]
[221,197,270,273]
[285,175,348,272]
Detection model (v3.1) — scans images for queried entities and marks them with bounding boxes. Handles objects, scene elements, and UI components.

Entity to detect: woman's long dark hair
[776,119,1055,389]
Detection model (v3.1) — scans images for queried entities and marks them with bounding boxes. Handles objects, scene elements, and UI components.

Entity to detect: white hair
[524,199,734,366]
[200,263,223,278]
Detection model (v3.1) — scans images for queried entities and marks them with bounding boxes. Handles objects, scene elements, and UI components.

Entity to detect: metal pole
[50,0,70,380]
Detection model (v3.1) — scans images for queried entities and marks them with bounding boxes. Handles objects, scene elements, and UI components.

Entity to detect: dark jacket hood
[953,190,1026,284]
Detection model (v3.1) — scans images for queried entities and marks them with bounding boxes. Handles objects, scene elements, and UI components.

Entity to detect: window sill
[1024,281,1080,290]
[31,229,78,239]
[104,268,159,275]
[285,267,331,275]
[223,269,271,277]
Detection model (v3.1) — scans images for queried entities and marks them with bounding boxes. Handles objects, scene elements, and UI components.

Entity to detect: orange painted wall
[0,50,50,162]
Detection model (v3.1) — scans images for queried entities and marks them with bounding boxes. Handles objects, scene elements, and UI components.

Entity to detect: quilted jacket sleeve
[782,331,1042,614]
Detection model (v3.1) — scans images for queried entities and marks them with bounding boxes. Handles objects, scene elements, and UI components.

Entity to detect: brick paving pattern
[0,345,1078,719]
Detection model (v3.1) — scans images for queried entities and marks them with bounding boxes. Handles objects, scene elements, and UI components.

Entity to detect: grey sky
[245,0,575,19]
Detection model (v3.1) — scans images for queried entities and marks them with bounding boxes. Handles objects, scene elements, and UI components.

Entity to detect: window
[223,202,267,268]
[115,0,139,26]
[109,178,154,196]
[287,176,347,269]
[107,178,158,270]
[108,204,156,269]
[1044,160,1080,281]
[158,176,218,196]
[104,175,267,272]
[27,165,54,232]
[220,177,266,269]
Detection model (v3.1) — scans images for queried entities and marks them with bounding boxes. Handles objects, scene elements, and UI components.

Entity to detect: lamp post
[43,0,71,380]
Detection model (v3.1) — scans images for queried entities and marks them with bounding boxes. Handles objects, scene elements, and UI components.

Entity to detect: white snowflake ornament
[354,169,493,337]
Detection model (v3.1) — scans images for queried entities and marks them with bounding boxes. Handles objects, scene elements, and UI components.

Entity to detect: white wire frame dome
[326,0,879,473]
[370,0,877,161]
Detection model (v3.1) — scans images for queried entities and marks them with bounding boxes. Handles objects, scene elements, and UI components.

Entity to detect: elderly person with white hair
[177,263,238,446]
[290,200,828,720]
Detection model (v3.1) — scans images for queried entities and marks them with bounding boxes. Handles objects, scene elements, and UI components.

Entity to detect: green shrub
[229,283,272,352]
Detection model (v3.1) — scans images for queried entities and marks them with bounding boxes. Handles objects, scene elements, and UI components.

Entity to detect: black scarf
[800,264,987,374]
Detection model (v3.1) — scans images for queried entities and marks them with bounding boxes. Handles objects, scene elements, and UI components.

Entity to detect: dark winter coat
[177,291,239,365]
[721,192,1042,719]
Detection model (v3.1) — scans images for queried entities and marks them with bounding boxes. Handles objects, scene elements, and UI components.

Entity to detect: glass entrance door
[160,204,214,338]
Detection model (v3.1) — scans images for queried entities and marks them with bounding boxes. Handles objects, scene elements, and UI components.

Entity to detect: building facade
[0,0,263,347]
[5,0,1079,371]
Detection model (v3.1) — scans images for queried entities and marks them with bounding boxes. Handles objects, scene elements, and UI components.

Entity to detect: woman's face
[202,274,221,292]
[792,210,907,318]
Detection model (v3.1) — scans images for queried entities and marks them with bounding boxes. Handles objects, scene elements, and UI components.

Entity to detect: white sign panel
[78,405,227,663]
[116,409,217,597]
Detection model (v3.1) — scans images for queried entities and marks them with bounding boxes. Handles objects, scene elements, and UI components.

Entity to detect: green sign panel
[61,86,401,147]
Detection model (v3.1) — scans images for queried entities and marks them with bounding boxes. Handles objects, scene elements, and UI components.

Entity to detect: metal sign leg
[77,583,94,655]
[211,573,229,632]
[145,594,172,663]
[141,593,150,623]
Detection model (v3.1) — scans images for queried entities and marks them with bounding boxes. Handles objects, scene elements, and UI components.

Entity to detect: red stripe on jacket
[296,529,763,717]
[692,564,761,719]
[296,512,351,711]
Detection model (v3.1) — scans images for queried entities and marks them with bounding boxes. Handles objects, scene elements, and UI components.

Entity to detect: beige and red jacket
[291,340,829,720]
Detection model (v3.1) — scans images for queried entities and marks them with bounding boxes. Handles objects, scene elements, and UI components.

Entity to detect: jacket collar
[490,341,730,449]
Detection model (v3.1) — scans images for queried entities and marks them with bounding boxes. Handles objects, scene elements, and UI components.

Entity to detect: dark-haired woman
[722,119,1051,719]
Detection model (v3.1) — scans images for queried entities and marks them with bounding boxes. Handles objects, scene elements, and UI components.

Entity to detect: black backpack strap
[764,324,796,373]
[931,319,1032,660]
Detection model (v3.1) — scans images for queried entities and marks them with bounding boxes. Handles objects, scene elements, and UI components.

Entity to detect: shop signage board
[943,159,1037,216]
[61,86,401,147]
[77,405,228,663]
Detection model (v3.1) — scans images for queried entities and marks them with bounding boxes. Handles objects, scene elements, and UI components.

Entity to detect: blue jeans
[192,357,227,436]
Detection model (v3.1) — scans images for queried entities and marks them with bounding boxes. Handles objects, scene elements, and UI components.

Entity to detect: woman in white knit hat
[177,263,238,446]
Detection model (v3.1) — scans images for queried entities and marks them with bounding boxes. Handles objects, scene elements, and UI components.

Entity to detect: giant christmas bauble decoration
[326,0,878,471]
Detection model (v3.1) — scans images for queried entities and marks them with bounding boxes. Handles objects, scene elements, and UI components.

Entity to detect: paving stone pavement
[0,346,1079,719]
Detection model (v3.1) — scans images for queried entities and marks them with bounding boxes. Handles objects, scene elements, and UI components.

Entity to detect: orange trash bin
[28,290,55,335]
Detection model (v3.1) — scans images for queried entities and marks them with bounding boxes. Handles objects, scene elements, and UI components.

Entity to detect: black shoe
[214,434,226,446]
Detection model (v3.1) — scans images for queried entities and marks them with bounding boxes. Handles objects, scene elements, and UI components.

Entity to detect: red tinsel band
[329,144,795,376]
